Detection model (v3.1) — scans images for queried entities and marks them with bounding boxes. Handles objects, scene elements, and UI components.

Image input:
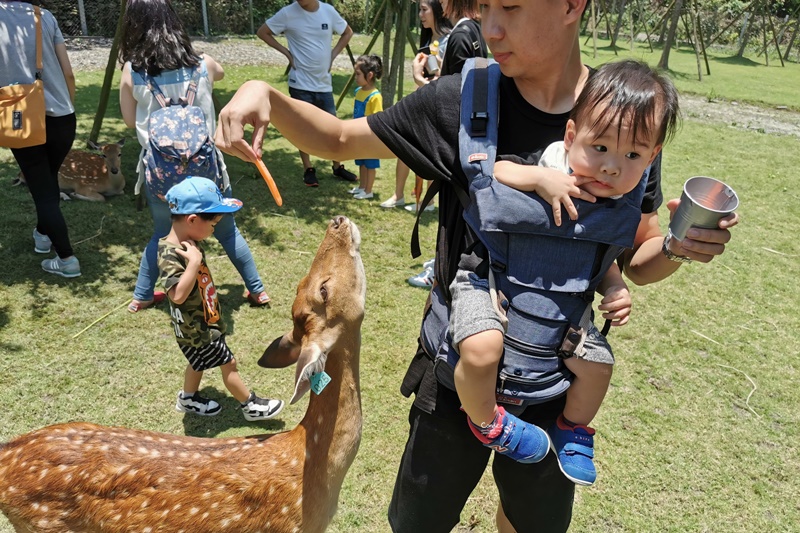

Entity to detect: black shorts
[388,350,575,533]
[179,334,233,372]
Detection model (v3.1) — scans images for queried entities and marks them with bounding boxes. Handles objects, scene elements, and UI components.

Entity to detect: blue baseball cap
[166,177,243,215]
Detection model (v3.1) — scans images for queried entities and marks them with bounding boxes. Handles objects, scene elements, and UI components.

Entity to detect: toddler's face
[186,214,222,242]
[354,64,368,88]
[564,109,662,199]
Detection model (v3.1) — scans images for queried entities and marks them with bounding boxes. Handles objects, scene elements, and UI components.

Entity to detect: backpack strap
[184,64,203,107]
[136,68,169,109]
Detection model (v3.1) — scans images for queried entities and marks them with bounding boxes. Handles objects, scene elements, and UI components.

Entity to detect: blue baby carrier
[420,58,650,410]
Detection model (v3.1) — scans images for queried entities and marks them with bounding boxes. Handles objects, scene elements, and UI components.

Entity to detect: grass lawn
[1,38,799,532]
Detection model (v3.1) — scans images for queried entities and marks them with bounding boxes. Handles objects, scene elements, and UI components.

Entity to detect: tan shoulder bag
[0,5,47,149]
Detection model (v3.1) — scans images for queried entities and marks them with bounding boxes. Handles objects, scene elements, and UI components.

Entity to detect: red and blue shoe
[548,414,597,486]
[468,405,551,464]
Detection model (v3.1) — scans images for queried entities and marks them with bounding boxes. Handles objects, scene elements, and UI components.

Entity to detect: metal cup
[669,176,739,241]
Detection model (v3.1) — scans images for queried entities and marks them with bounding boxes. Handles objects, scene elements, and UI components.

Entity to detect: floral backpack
[136,66,222,201]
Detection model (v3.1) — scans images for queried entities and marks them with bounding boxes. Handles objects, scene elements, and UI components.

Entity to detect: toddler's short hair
[572,60,680,146]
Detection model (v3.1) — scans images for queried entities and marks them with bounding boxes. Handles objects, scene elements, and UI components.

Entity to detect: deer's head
[88,138,125,174]
[259,216,365,404]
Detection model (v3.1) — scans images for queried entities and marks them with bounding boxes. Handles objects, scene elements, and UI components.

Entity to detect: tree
[658,0,685,69]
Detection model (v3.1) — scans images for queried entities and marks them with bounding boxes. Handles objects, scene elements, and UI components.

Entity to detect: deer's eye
[320,285,328,302]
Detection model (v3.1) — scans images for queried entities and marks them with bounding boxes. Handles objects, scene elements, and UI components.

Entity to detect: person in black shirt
[215,1,738,531]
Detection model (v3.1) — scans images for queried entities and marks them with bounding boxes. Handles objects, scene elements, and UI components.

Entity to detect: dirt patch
[67,37,800,139]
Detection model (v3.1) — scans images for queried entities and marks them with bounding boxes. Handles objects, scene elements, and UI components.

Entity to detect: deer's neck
[298,335,362,491]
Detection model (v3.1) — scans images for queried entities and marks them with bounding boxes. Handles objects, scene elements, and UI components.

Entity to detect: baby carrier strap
[409,58,499,259]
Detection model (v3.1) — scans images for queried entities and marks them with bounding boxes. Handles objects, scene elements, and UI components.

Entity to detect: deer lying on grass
[13,139,126,201]
[0,215,366,533]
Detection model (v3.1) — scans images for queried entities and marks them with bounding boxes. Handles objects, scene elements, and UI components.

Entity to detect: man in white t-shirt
[257,0,357,187]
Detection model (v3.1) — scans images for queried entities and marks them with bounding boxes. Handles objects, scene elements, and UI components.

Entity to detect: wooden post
[761,2,769,66]
[335,0,388,109]
[688,3,701,80]
[384,0,410,107]
[77,0,88,36]
[693,0,711,76]
[249,0,254,35]
[634,0,654,52]
[591,0,598,58]
[88,0,126,146]
[766,7,786,66]
[629,1,634,52]
[201,0,209,37]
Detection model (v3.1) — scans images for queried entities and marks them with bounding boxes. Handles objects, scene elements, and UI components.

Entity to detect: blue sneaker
[41,256,81,278]
[33,228,51,254]
[548,415,597,486]
[468,406,551,464]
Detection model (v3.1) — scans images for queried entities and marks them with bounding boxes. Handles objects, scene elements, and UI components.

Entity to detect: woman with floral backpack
[119,0,271,313]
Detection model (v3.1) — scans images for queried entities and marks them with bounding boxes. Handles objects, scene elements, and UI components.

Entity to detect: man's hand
[666,198,738,263]
[214,81,273,163]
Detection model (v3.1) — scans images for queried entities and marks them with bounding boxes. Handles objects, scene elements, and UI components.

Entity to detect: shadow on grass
[180,386,288,438]
[715,55,764,67]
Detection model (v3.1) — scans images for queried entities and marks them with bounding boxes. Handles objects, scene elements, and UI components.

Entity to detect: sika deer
[0,215,366,533]
[57,138,127,201]
[14,139,127,201]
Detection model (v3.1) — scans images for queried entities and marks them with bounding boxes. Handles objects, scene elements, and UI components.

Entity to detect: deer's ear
[258,332,301,368]
[87,140,100,151]
[117,138,126,147]
[290,344,327,404]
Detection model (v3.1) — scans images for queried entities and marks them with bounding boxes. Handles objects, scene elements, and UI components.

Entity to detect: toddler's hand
[598,284,632,327]
[493,163,596,226]
[175,240,202,267]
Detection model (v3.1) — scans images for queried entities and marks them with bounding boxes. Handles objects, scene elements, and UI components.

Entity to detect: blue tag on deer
[310,371,331,395]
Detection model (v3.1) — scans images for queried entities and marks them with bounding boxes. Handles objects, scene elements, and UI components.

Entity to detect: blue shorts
[288,87,336,116]
[355,159,380,169]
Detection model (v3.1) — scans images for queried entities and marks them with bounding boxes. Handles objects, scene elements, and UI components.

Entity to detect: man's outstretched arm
[215,81,395,163]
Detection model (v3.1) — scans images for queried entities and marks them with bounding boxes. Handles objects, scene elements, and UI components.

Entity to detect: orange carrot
[255,158,282,207]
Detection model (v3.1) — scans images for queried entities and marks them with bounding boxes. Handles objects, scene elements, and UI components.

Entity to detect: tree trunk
[611,0,628,48]
[657,0,683,69]
[785,20,799,61]
[737,12,751,57]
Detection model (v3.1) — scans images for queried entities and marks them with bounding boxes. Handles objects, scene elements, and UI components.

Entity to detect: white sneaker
[175,391,221,416]
[405,203,435,213]
[241,392,285,421]
[353,191,374,200]
[423,258,435,269]
[348,187,364,194]
[33,228,51,254]
[380,196,405,208]
[408,266,435,288]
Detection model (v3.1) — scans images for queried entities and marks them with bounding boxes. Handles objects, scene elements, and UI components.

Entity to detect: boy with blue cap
[158,177,284,421]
